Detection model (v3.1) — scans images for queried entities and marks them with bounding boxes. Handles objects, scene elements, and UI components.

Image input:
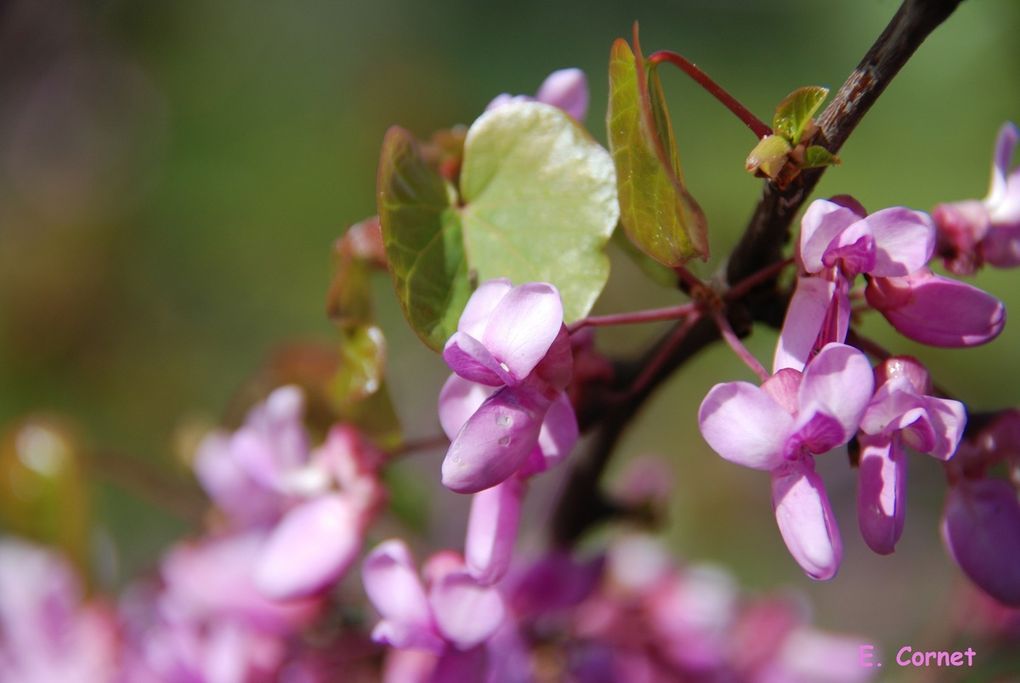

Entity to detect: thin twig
[713,311,769,382]
[569,302,697,333]
[648,50,772,139]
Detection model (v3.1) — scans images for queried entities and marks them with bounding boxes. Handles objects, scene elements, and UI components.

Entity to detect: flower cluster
[699,190,1004,581]
[361,277,581,673]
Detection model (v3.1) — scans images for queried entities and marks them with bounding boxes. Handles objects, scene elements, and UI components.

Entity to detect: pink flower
[775,198,934,371]
[0,540,119,683]
[440,279,577,494]
[856,358,966,554]
[362,540,506,682]
[933,122,1020,274]
[487,68,589,122]
[699,343,874,579]
[193,388,385,600]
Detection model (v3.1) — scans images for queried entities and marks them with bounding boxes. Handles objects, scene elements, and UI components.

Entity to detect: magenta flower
[864,267,1006,347]
[487,68,589,122]
[0,540,119,683]
[942,478,1020,607]
[856,357,966,554]
[699,343,874,579]
[193,388,384,600]
[362,540,506,682]
[440,279,576,494]
[775,198,934,371]
[934,122,1020,274]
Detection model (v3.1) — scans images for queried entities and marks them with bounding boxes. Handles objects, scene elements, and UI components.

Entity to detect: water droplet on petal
[498,436,511,447]
[496,414,512,427]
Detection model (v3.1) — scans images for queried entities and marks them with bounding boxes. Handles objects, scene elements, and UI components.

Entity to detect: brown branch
[550,0,964,547]
[87,450,207,524]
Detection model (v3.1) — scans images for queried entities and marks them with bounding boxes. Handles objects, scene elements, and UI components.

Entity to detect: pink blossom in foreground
[934,122,1020,274]
[0,539,120,683]
[439,280,578,584]
[440,279,576,495]
[775,197,934,371]
[487,68,589,122]
[362,540,506,683]
[194,386,384,600]
[856,357,966,554]
[699,343,874,579]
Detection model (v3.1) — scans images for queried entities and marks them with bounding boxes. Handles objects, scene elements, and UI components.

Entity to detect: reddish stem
[388,434,449,459]
[724,257,795,302]
[648,50,772,139]
[569,302,697,333]
[713,311,770,382]
[623,312,704,400]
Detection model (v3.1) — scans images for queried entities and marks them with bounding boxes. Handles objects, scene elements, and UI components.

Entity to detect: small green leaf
[801,145,841,169]
[607,37,709,267]
[0,418,91,577]
[459,101,619,323]
[377,127,472,350]
[772,86,828,144]
[745,134,793,181]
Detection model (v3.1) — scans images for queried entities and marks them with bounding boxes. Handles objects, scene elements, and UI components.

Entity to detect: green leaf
[459,102,619,323]
[378,127,472,350]
[0,418,91,577]
[801,145,841,169]
[607,38,709,267]
[772,86,828,144]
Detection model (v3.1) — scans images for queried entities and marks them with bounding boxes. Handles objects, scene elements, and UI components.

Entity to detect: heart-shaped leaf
[378,103,619,349]
[607,36,709,267]
[458,101,618,323]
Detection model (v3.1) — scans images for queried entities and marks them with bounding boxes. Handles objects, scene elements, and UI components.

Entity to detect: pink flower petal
[774,277,835,373]
[866,269,1006,347]
[362,540,441,650]
[987,121,1019,210]
[797,343,874,440]
[799,200,863,273]
[535,68,589,121]
[698,382,792,471]
[431,645,488,683]
[482,283,564,382]
[983,223,1020,268]
[922,396,967,461]
[771,461,843,580]
[465,478,525,585]
[857,435,907,555]
[535,391,578,470]
[428,572,505,650]
[821,220,875,276]
[457,278,513,339]
[862,207,935,276]
[943,479,1020,606]
[441,387,547,494]
[253,495,362,600]
[438,375,496,441]
[442,332,508,386]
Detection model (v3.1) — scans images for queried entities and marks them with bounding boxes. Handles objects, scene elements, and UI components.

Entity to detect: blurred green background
[1,0,1018,674]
